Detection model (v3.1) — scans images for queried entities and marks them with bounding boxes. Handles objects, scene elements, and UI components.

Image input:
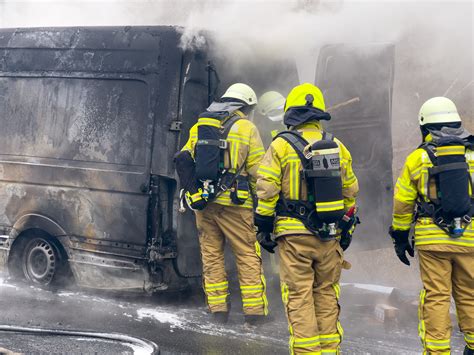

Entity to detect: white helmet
[221,83,257,106]
[418,97,462,126]
[257,91,285,122]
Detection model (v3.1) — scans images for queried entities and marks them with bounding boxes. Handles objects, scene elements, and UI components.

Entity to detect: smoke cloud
[0,0,472,288]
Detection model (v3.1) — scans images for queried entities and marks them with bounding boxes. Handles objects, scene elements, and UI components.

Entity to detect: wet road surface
[0,275,466,354]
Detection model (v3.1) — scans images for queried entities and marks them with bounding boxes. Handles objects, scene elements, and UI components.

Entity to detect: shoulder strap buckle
[298,205,307,216]
[219,139,228,149]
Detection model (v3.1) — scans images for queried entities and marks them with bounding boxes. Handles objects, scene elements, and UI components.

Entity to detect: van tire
[10,231,72,288]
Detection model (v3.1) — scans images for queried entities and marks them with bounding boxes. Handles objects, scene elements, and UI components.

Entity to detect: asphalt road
[0,275,466,354]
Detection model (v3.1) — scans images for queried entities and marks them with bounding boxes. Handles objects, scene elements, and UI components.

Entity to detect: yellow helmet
[284,83,326,112]
[283,83,330,127]
[257,91,285,122]
[418,97,462,126]
[221,83,257,106]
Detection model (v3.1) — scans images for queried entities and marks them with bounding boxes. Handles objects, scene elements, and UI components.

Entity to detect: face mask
[268,113,284,122]
[266,106,284,122]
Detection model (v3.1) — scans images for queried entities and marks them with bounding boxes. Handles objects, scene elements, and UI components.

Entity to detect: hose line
[0,325,159,355]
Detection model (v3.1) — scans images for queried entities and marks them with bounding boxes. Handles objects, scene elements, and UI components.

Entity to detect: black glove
[389,227,414,266]
[254,214,275,233]
[339,233,352,251]
[257,232,277,254]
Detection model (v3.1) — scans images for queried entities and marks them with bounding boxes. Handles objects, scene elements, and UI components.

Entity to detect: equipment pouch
[174,150,208,211]
[230,176,249,205]
[185,189,207,211]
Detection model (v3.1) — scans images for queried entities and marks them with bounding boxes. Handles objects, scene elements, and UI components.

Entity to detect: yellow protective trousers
[278,235,344,354]
[195,203,268,316]
[418,248,474,354]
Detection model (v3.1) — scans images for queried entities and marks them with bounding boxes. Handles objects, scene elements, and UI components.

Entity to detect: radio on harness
[275,130,348,239]
[417,136,473,238]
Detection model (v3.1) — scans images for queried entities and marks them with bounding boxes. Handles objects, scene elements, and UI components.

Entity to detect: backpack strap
[429,162,469,175]
[322,131,334,141]
[420,142,437,164]
[419,142,439,204]
[215,113,245,195]
[221,113,242,138]
[275,131,310,168]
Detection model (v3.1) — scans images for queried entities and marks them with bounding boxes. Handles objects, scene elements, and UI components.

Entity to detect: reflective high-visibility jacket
[392,137,474,249]
[181,110,265,209]
[256,122,359,236]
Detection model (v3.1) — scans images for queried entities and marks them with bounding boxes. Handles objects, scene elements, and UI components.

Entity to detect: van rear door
[315,43,396,250]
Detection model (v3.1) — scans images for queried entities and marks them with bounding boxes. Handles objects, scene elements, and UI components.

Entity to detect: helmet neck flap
[284,106,331,128]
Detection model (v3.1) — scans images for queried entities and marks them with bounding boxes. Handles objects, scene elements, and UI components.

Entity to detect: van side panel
[0,27,184,291]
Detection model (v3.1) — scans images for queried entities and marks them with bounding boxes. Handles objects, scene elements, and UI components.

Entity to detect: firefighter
[390,97,474,355]
[177,83,268,325]
[257,90,286,146]
[254,83,359,354]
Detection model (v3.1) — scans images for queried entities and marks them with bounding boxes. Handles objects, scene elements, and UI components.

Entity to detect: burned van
[0,26,214,291]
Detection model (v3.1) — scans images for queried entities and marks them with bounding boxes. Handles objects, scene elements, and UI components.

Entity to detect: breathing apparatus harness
[177,110,250,212]
[274,130,358,240]
[416,136,473,238]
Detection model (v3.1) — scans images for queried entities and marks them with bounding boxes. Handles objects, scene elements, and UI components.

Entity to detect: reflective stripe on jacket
[181,111,265,209]
[392,144,474,248]
[256,121,359,237]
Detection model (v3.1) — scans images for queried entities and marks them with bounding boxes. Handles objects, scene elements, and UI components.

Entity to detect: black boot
[212,312,229,324]
[464,345,474,355]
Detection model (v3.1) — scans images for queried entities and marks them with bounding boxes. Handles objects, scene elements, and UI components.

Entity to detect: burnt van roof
[0,26,183,74]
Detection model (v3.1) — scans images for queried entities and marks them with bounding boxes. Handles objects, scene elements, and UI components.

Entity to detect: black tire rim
[23,238,58,285]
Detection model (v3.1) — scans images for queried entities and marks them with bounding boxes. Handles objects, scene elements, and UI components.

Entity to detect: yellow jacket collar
[424,133,433,143]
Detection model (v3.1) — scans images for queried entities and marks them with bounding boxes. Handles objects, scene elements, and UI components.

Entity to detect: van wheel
[21,237,64,286]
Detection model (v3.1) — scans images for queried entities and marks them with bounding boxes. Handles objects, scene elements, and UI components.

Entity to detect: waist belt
[276,198,336,240]
[276,199,315,219]
[416,200,473,238]
[417,200,474,219]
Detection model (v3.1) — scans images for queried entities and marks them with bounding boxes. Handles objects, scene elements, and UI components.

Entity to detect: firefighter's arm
[340,143,359,210]
[392,157,418,231]
[255,141,282,218]
[180,124,198,158]
[246,124,266,194]
[390,155,417,265]
[254,142,282,245]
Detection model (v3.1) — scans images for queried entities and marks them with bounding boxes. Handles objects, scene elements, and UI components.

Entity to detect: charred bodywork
[0,26,212,291]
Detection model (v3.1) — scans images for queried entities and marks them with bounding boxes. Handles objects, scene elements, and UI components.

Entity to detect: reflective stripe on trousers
[196,204,269,315]
[418,249,474,354]
[278,236,343,355]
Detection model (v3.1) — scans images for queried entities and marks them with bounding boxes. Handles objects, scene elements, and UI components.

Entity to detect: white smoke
[0,0,472,289]
[0,0,472,159]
